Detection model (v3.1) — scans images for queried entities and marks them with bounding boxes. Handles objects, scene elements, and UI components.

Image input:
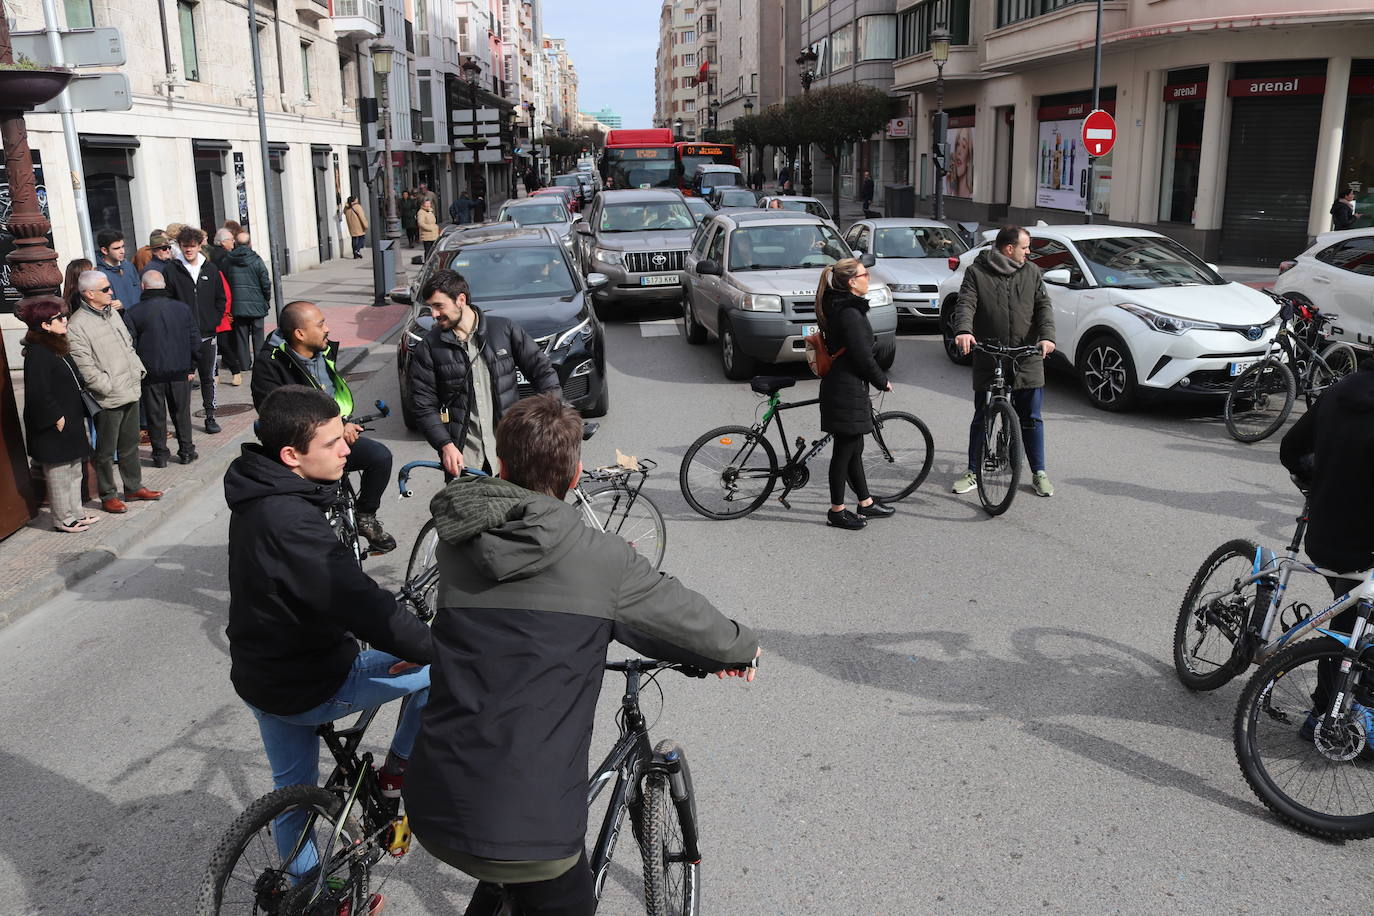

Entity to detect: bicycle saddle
[750,375,796,395]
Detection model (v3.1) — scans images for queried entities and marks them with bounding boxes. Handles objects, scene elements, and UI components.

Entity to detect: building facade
[580,107,622,128]
[655,0,700,139]
[694,0,719,137]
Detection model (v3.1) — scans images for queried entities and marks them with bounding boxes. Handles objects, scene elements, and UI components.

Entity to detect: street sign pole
[39,0,94,258]
[247,0,285,322]
[1085,0,1103,224]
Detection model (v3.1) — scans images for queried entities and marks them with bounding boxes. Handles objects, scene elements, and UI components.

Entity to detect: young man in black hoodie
[165,226,230,433]
[224,385,432,896]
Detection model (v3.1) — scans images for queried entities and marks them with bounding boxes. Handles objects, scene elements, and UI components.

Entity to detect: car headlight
[1118,303,1219,335]
[593,247,623,265]
[740,293,783,312]
[866,285,893,307]
[555,317,593,349]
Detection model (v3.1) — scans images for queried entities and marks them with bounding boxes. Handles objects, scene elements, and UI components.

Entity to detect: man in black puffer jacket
[125,271,201,467]
[408,268,561,477]
[165,226,231,434]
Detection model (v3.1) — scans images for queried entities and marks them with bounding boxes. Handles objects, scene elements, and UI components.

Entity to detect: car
[689,164,744,197]
[757,195,836,227]
[845,218,969,323]
[936,224,1282,411]
[681,209,897,380]
[551,173,590,206]
[390,224,609,428]
[1273,228,1374,349]
[532,186,579,213]
[683,196,714,225]
[707,186,763,212]
[496,197,578,253]
[573,189,699,317]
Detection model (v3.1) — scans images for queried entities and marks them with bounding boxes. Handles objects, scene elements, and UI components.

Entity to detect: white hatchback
[937,224,1281,410]
[1273,229,1374,350]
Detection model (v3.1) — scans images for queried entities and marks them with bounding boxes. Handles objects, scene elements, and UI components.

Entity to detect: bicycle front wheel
[1224,358,1295,442]
[404,519,440,622]
[976,400,1021,516]
[639,741,700,916]
[195,785,369,916]
[1234,637,1374,839]
[679,425,778,520]
[864,410,934,502]
[581,484,667,570]
[1173,539,1260,691]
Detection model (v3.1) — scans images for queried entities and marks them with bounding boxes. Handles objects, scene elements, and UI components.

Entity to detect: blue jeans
[248,650,430,875]
[967,387,1046,474]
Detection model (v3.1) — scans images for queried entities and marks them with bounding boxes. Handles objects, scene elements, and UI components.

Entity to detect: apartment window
[178,0,200,81]
[458,17,469,52]
[684,99,696,112]
[805,0,829,14]
[996,0,1091,28]
[857,15,896,61]
[897,0,970,58]
[682,52,695,67]
[415,0,429,56]
[750,72,757,93]
[831,24,853,72]
[682,29,696,43]
[300,42,312,99]
[63,0,94,29]
[739,37,743,57]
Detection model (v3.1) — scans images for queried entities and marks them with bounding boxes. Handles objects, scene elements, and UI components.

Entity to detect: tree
[793,84,892,221]
[753,103,800,178]
[732,115,763,176]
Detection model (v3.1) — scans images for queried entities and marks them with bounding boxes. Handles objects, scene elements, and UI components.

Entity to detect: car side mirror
[586,272,609,290]
[574,222,593,236]
[859,253,876,268]
[388,288,413,306]
[696,259,723,276]
[1042,268,1072,286]
[1206,262,1221,275]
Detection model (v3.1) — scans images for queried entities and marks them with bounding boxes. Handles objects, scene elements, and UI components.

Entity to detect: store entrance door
[1220,97,1322,265]
[312,148,333,264]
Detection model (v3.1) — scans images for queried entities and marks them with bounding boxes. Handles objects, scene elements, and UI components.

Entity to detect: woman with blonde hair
[815,257,893,530]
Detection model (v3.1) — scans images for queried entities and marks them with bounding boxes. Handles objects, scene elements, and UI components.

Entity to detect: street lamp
[709,99,720,138]
[370,39,402,240]
[743,97,754,180]
[796,47,819,196]
[507,108,520,202]
[460,56,484,218]
[930,24,951,221]
[673,117,684,140]
[523,100,537,190]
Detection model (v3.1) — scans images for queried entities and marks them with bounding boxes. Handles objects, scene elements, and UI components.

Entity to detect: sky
[540,0,658,129]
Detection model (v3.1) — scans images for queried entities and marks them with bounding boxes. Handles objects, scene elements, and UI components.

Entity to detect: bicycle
[968,343,1042,517]
[195,703,416,914]
[326,400,393,565]
[678,375,933,520]
[1223,290,1359,443]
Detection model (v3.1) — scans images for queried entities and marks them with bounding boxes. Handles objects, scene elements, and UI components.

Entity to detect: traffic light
[931,110,949,173]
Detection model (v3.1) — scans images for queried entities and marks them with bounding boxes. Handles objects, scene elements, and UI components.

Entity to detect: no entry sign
[1081,109,1116,157]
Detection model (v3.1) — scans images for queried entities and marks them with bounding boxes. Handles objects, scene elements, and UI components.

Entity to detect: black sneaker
[178,448,199,464]
[857,501,895,519]
[826,508,866,530]
[151,454,169,468]
[357,513,398,553]
[204,414,221,434]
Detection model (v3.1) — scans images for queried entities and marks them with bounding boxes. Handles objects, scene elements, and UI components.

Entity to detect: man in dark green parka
[222,231,273,373]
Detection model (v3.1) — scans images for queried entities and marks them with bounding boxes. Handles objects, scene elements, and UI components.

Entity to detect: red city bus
[600,128,679,191]
[676,142,739,195]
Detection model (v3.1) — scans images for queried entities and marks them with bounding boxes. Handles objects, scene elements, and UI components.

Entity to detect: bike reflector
[719,438,733,445]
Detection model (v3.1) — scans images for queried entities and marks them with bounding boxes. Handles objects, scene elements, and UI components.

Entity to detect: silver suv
[573,189,698,316]
[681,210,897,380]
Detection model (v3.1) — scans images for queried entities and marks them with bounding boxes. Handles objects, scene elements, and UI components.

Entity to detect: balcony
[983,0,1127,70]
[296,0,328,24]
[331,0,381,39]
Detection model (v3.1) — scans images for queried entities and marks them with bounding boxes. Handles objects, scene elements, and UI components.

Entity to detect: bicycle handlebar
[605,656,760,678]
[972,342,1041,358]
[396,461,489,497]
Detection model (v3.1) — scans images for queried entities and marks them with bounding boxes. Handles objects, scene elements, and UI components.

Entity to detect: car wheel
[719,317,756,380]
[875,335,896,371]
[1079,333,1138,411]
[584,377,610,418]
[682,290,707,344]
[940,296,972,366]
[398,358,418,431]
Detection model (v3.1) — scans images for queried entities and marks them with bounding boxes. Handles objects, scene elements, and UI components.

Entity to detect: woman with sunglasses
[814,258,894,530]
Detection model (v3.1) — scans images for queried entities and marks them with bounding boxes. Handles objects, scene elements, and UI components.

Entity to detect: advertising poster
[233,152,250,229]
[944,122,975,199]
[1036,119,1088,210]
[0,150,51,314]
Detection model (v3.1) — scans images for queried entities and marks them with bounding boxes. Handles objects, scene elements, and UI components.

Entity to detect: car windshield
[1073,236,1224,288]
[715,189,758,207]
[553,176,581,188]
[775,199,831,221]
[684,198,713,221]
[502,203,567,225]
[728,225,852,271]
[600,202,695,232]
[701,172,741,189]
[440,247,575,299]
[873,226,968,259]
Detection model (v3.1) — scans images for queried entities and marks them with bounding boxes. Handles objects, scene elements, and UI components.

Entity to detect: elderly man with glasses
[67,269,164,513]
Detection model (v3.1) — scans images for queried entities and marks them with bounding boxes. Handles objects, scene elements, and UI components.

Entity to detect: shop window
[178,1,200,82]
[1159,101,1204,223]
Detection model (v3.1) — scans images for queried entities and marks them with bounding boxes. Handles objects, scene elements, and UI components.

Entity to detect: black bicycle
[1223,290,1359,443]
[328,400,393,564]
[970,343,1041,517]
[679,375,933,520]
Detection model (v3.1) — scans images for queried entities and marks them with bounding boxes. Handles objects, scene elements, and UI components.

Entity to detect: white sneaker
[951,471,977,494]
[1032,471,1054,497]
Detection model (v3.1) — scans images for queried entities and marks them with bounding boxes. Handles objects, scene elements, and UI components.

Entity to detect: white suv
[1273,229,1374,350]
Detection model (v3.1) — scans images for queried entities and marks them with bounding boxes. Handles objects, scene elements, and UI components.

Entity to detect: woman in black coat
[816,258,893,530]
[19,296,97,532]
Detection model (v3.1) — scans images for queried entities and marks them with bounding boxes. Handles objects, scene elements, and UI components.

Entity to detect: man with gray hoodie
[404,393,760,915]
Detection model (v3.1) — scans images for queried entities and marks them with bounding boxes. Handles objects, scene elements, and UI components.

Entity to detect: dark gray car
[573,189,698,316]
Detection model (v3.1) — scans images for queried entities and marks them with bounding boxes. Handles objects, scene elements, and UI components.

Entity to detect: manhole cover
[195,404,255,418]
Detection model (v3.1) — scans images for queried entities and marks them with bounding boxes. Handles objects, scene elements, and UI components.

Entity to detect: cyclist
[408,268,560,478]
[252,300,397,553]
[403,393,761,915]
[224,385,432,906]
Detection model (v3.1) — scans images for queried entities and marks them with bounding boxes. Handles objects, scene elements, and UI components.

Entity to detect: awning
[79,134,140,149]
[192,139,233,151]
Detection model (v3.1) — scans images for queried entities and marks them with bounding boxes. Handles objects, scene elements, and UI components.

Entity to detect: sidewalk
[0,245,419,630]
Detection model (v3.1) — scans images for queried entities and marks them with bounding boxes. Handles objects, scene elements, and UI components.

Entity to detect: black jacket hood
[224,443,340,512]
[1336,361,1374,413]
[429,474,578,582]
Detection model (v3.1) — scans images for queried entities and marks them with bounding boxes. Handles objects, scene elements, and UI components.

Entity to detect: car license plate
[640,274,679,286]
[801,324,818,337]
[1229,360,1258,376]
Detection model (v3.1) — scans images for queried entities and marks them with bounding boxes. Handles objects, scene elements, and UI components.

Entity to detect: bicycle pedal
[778,496,791,509]
[387,815,413,857]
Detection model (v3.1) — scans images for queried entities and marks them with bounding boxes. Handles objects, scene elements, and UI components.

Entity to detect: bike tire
[404,519,440,623]
[195,785,369,916]
[679,425,778,520]
[976,400,1021,517]
[1314,341,1360,392]
[1224,358,1295,443]
[1234,637,1374,839]
[580,484,668,570]
[1173,538,1261,691]
[639,740,700,916]
[865,411,934,503]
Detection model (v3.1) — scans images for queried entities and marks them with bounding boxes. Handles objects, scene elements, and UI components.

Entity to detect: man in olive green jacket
[952,225,1057,498]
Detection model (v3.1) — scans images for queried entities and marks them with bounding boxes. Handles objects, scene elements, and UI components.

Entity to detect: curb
[0,315,408,632]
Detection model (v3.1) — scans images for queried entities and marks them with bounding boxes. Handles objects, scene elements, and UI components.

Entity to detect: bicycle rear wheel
[639,741,700,916]
[404,519,440,622]
[864,411,934,502]
[976,400,1021,517]
[1313,341,1359,393]
[195,785,369,916]
[679,425,778,520]
[1172,539,1260,691]
[1234,637,1374,839]
[1224,358,1295,443]
[580,484,667,570]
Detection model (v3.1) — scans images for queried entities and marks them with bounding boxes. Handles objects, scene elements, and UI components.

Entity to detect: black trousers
[829,432,871,506]
[217,329,242,374]
[194,335,218,415]
[423,239,436,261]
[142,378,194,459]
[232,316,265,371]
[461,853,596,916]
[344,434,392,516]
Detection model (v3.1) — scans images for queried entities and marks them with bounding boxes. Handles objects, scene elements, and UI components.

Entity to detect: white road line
[639,319,683,338]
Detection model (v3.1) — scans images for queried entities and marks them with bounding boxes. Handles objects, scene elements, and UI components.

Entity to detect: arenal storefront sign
[948,114,975,129]
[1349,77,1374,95]
[1163,82,1206,102]
[1227,76,1326,98]
[1037,99,1115,121]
